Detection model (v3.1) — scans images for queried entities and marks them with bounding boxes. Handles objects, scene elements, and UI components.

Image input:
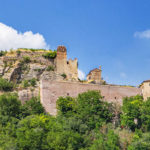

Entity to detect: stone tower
[56,46,67,74]
[56,46,78,80]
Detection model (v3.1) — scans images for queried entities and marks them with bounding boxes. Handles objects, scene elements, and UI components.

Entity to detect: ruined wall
[56,46,78,80]
[66,59,78,80]
[40,80,142,115]
[140,81,150,100]
[87,69,102,83]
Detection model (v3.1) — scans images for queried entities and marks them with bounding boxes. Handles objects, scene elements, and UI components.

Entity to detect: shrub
[0,51,7,57]
[42,50,57,59]
[21,97,45,117]
[16,50,21,56]
[22,56,31,63]
[0,78,14,91]
[46,65,54,71]
[29,78,37,87]
[61,73,67,79]
[121,95,143,131]
[22,80,30,88]
[0,93,21,124]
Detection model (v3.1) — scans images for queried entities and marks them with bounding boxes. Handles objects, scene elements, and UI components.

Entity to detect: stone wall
[40,80,142,115]
[56,46,78,81]
[140,81,150,100]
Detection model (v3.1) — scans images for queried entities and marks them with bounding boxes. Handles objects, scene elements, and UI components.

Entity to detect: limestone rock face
[0,47,79,104]
[22,64,46,80]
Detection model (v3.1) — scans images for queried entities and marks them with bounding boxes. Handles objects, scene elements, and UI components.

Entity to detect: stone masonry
[40,80,141,115]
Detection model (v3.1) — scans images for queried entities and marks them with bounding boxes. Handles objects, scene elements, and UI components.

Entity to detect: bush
[61,73,67,79]
[0,78,14,91]
[42,50,57,59]
[121,95,143,131]
[46,65,54,71]
[29,78,37,87]
[22,56,31,63]
[0,93,21,124]
[21,97,45,117]
[57,96,76,117]
[16,50,21,56]
[141,98,150,131]
[22,80,30,88]
[75,90,114,129]
[0,51,7,57]
[22,78,37,88]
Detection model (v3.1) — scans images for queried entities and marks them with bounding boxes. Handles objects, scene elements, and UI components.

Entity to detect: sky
[0,0,150,86]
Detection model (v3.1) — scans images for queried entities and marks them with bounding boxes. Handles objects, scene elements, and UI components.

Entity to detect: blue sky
[0,0,150,86]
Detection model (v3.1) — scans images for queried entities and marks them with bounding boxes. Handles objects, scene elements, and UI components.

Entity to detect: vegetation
[0,78,14,91]
[22,78,37,88]
[1,89,150,149]
[61,73,67,79]
[46,65,54,71]
[42,50,57,59]
[22,56,31,63]
[0,51,7,57]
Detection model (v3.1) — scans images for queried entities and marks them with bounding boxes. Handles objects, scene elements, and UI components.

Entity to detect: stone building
[87,66,102,84]
[56,46,78,81]
[140,80,150,100]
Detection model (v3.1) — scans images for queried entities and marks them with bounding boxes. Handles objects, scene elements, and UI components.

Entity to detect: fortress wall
[40,80,142,115]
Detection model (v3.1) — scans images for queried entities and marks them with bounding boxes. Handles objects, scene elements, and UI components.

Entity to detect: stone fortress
[0,45,149,115]
[40,46,141,115]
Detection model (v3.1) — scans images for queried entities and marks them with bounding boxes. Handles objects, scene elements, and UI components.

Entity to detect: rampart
[40,80,142,115]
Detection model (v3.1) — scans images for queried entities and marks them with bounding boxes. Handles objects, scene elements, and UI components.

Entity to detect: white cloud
[78,69,85,80]
[0,22,49,50]
[120,72,127,78]
[134,30,150,39]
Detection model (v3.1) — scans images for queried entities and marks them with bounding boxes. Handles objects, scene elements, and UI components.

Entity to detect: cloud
[120,72,127,78]
[134,30,150,39]
[0,22,49,50]
[78,69,85,80]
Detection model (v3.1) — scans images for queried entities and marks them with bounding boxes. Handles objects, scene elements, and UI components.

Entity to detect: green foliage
[46,65,54,71]
[0,93,21,124]
[0,51,7,57]
[0,78,14,91]
[16,115,54,150]
[22,56,31,63]
[16,50,21,56]
[61,73,67,79]
[57,96,76,117]
[42,50,57,59]
[141,98,150,131]
[22,80,30,88]
[22,78,37,88]
[121,95,143,131]
[89,129,120,150]
[29,78,37,87]
[128,132,150,150]
[2,90,150,149]
[57,91,114,130]
[21,97,45,117]
[75,90,114,129]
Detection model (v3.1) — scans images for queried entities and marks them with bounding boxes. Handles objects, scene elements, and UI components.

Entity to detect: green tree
[16,115,55,150]
[0,78,14,91]
[75,90,114,130]
[89,129,120,150]
[121,95,143,131]
[128,132,150,150]
[141,98,150,131]
[57,96,76,117]
[21,97,45,117]
[0,93,21,125]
